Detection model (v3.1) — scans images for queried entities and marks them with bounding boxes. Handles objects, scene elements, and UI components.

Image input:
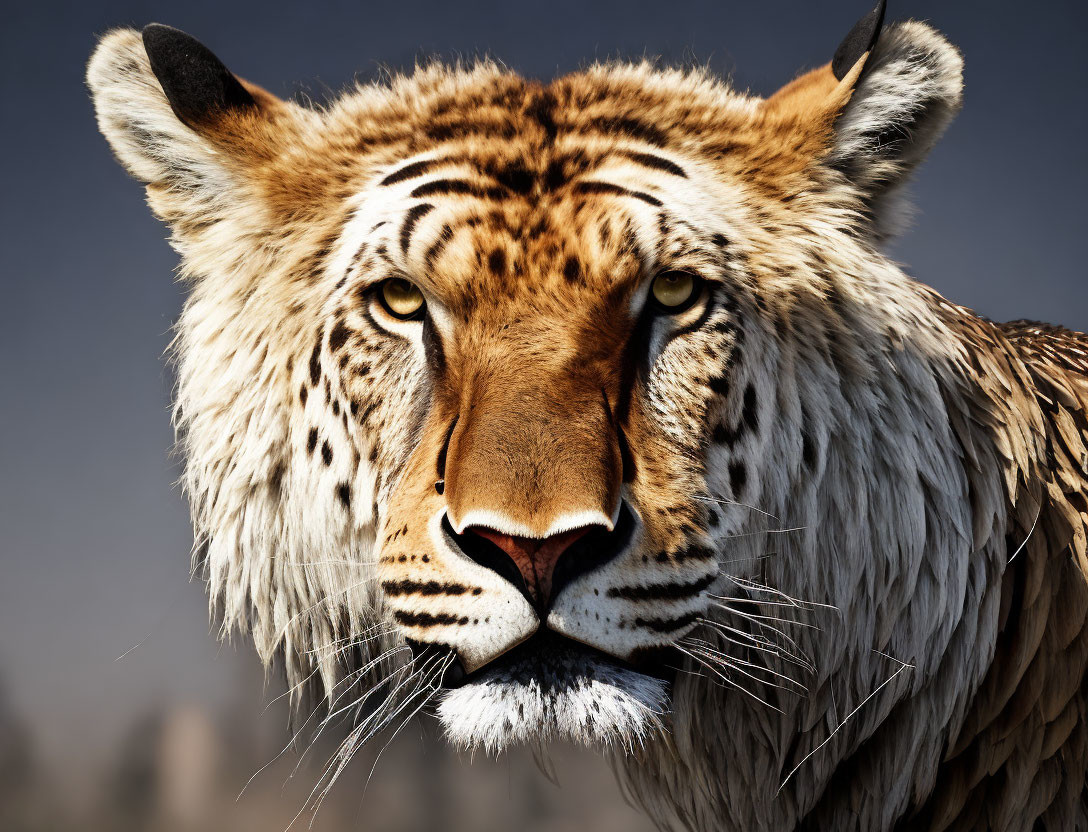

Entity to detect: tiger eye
[380,278,425,319]
[651,271,697,310]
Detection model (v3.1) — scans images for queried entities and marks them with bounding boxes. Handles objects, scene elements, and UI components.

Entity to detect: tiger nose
[465,524,594,609]
[446,500,635,609]
[444,504,636,612]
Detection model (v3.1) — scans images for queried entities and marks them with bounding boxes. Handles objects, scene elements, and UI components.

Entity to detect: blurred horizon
[1,0,1085,829]
[0,660,655,830]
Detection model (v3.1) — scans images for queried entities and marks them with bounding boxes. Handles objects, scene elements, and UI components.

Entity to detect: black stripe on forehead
[400,203,435,253]
[588,116,670,147]
[615,150,688,179]
[410,179,506,200]
[381,159,440,186]
[573,180,663,207]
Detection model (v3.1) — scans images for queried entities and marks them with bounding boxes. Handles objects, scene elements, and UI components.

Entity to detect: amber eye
[650,271,699,312]
[379,278,425,320]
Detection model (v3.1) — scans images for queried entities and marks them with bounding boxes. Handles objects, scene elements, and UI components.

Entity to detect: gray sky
[1,0,1085,781]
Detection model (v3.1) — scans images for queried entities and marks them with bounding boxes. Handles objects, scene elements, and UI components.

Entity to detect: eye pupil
[380,278,425,319]
[651,271,698,311]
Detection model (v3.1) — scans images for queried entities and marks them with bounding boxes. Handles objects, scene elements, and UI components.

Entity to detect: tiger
[87,1,1088,829]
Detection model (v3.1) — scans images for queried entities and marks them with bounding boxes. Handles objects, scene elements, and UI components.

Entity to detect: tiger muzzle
[441,372,628,611]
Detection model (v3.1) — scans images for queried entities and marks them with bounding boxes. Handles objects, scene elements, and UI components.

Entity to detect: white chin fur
[437,649,669,754]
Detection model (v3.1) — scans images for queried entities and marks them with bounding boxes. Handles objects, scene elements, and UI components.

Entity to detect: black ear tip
[832,0,888,82]
[141,22,181,43]
[141,23,206,63]
[141,22,256,127]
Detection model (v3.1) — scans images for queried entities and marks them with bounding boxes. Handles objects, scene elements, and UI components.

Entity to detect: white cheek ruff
[436,640,669,754]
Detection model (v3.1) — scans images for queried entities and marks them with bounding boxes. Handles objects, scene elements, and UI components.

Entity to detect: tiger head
[88,1,968,768]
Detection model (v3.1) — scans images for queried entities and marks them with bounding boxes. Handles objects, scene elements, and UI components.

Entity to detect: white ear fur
[829,21,964,238]
[87,29,233,195]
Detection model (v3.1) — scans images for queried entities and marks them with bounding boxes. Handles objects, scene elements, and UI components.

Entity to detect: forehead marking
[410,179,505,201]
[380,158,447,187]
[573,180,662,208]
[614,150,688,179]
[328,135,711,294]
[400,203,435,253]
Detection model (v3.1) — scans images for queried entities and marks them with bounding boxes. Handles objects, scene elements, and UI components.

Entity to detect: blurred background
[1,1,1085,829]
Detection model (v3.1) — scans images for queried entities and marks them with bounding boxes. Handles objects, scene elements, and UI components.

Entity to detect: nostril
[468,525,592,608]
[443,517,533,601]
[441,503,636,612]
[550,503,636,600]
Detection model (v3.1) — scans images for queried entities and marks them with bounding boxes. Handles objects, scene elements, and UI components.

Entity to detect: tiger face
[344,142,750,746]
[309,80,772,746]
[88,2,970,771]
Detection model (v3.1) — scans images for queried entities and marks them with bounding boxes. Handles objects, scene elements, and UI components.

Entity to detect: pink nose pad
[466,525,594,607]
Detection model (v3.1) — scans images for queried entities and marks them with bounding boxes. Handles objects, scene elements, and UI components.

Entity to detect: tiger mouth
[434,629,676,751]
[441,629,677,691]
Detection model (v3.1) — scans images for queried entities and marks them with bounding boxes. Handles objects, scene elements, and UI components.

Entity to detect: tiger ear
[766,3,963,239]
[87,25,285,197]
[828,14,964,237]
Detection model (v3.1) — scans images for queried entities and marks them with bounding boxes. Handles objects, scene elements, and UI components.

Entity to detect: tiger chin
[88,1,1088,830]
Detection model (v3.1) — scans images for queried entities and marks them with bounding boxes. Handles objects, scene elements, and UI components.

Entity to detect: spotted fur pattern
[88,15,1088,832]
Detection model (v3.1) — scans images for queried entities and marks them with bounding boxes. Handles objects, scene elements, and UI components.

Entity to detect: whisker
[261,665,321,717]
[286,651,415,788]
[273,578,374,644]
[361,653,454,792]
[692,494,780,521]
[718,526,807,540]
[287,559,379,568]
[267,554,378,564]
[310,654,450,824]
[674,644,783,713]
[287,655,441,831]
[717,552,778,565]
[708,595,815,610]
[303,623,399,660]
[242,678,354,803]
[1007,506,1040,564]
[244,669,366,802]
[243,646,412,804]
[718,576,840,613]
[714,602,822,631]
[697,618,815,673]
[682,637,808,691]
[702,615,810,658]
[699,626,797,663]
[776,652,914,795]
[681,640,805,695]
